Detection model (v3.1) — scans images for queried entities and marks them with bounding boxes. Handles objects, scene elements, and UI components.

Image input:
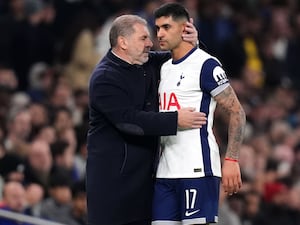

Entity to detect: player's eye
[162,24,170,30]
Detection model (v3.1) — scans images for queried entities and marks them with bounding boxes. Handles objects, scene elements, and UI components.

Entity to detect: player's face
[125,23,153,65]
[155,16,185,51]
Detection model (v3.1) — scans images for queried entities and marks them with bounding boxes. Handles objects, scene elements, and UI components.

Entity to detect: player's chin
[159,44,168,50]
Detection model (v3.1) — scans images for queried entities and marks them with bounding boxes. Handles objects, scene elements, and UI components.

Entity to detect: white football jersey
[156,47,229,178]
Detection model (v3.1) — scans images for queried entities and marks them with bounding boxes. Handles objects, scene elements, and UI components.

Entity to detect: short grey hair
[109,15,148,48]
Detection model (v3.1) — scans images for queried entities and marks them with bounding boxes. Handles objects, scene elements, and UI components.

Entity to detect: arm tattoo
[214,86,246,159]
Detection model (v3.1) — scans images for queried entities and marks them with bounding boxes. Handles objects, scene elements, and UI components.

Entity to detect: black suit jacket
[86,50,177,225]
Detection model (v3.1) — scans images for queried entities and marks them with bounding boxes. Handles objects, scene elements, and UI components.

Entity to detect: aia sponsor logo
[159,92,181,111]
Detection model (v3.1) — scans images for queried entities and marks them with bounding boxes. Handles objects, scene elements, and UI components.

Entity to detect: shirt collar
[107,49,134,68]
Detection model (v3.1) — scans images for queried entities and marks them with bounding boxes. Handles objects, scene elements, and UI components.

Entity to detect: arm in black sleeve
[89,68,177,136]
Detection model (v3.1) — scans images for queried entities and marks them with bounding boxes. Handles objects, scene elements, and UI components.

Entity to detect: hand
[182,18,198,47]
[177,107,206,129]
[221,160,242,196]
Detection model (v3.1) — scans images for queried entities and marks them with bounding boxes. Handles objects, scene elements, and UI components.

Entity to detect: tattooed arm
[214,85,246,195]
[215,85,246,159]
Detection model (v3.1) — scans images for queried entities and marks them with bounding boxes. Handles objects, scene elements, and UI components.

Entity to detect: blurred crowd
[0,0,300,225]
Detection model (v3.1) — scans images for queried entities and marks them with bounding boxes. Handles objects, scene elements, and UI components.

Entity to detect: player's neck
[171,42,194,61]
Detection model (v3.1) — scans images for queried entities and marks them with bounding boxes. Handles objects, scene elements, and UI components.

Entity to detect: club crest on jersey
[177,73,185,86]
[213,66,228,85]
[159,92,181,110]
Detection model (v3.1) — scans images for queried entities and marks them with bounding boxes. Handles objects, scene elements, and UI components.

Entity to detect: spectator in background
[28,102,49,139]
[51,139,79,183]
[46,77,73,119]
[69,180,87,225]
[0,64,18,91]
[0,181,33,225]
[51,140,70,167]
[0,147,25,183]
[61,126,77,148]
[24,183,44,217]
[40,179,87,225]
[32,125,56,145]
[52,106,74,138]
[241,190,262,225]
[55,127,80,182]
[23,140,53,190]
[0,181,26,212]
[27,62,54,103]
[39,170,73,224]
[4,107,32,157]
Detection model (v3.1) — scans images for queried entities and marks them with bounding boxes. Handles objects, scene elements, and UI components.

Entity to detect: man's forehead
[156,15,172,22]
[133,23,150,34]
[155,16,177,26]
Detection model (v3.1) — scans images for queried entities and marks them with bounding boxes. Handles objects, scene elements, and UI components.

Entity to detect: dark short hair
[50,140,69,158]
[49,168,72,188]
[154,2,190,22]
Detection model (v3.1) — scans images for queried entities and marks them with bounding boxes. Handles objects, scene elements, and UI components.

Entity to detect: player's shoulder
[161,57,173,68]
[194,48,221,65]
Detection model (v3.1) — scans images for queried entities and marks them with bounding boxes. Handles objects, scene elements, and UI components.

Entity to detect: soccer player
[152,3,246,225]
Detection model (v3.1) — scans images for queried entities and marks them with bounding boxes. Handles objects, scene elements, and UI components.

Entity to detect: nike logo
[185,209,200,217]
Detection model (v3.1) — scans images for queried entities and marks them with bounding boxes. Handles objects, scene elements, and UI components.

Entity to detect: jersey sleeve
[200,58,230,97]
